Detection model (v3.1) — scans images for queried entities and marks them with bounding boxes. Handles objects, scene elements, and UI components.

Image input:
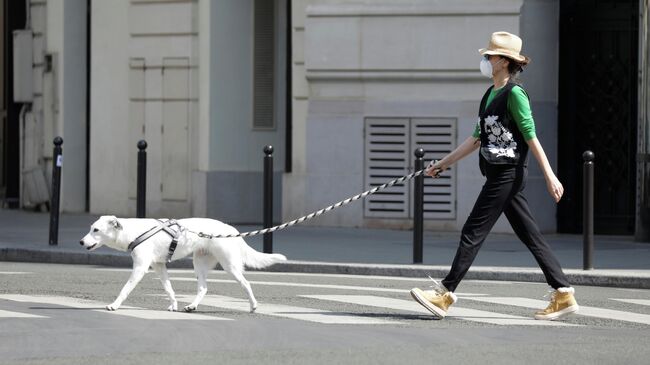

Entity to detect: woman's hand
[422,136,479,179]
[425,160,446,178]
[527,138,563,203]
[545,173,564,203]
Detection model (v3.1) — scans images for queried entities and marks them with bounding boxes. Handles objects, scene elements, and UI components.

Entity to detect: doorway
[1,0,26,208]
[557,0,639,234]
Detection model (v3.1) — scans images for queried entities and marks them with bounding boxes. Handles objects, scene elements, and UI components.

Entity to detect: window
[253,0,275,129]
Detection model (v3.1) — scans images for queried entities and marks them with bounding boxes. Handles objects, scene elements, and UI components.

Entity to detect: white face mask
[480,57,493,78]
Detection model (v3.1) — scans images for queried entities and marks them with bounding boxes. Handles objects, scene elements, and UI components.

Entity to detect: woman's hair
[504,56,530,84]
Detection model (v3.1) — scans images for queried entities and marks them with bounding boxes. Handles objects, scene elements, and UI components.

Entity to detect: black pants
[441,164,571,292]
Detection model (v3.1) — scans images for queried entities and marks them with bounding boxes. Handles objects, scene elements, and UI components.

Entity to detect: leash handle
[426,159,444,178]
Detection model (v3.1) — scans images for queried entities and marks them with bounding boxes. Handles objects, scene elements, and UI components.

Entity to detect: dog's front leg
[151,262,177,311]
[107,262,149,311]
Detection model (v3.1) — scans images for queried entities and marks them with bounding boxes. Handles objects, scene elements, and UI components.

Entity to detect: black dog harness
[127,219,183,262]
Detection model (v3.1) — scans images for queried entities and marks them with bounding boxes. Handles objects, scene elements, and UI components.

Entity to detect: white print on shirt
[483,115,517,158]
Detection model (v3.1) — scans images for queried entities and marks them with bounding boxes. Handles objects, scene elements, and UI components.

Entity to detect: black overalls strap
[478,85,494,116]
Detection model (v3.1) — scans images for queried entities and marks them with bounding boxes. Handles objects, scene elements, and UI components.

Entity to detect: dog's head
[80,215,123,251]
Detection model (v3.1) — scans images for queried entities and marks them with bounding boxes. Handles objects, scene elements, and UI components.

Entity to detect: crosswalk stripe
[100,268,437,282]
[169,277,487,297]
[100,268,524,285]
[107,308,229,320]
[300,295,578,326]
[609,299,650,307]
[0,294,229,321]
[0,294,101,309]
[0,308,46,318]
[175,294,396,324]
[464,297,650,325]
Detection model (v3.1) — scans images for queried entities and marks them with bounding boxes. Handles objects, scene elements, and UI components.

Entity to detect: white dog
[80,215,286,313]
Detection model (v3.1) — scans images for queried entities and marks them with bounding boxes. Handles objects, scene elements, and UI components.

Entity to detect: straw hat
[479,31,530,64]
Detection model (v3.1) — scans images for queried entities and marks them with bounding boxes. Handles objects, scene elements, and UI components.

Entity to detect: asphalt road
[1,262,649,364]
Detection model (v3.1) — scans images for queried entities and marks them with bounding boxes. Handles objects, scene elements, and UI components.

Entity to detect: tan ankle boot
[410,288,457,319]
[534,287,579,320]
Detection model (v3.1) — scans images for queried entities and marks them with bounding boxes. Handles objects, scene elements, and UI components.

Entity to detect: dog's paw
[105,304,118,311]
[249,304,257,313]
[167,302,178,312]
[184,304,197,313]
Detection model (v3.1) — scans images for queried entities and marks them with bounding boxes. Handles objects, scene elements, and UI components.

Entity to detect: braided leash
[190,163,439,239]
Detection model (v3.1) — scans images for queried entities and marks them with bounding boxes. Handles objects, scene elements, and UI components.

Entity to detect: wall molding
[307,1,523,18]
[306,69,483,81]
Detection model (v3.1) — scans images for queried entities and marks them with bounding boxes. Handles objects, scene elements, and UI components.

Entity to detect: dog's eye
[93,228,99,233]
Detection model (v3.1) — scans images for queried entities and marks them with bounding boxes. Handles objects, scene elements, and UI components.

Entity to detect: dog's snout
[80,240,84,245]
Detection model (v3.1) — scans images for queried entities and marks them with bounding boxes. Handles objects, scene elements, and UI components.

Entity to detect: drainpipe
[637,0,650,242]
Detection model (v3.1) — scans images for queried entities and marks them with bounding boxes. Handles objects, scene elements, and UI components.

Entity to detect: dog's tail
[241,241,287,269]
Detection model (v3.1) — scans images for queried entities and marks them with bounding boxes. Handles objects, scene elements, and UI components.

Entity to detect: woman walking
[410,31,579,321]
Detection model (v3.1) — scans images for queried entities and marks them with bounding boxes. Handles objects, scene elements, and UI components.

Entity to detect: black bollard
[583,151,595,270]
[413,148,425,264]
[136,140,147,218]
[263,145,274,253]
[49,137,63,246]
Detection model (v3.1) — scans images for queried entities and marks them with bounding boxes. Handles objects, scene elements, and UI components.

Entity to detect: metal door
[558,0,638,234]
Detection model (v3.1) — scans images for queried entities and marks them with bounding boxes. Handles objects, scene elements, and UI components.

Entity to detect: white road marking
[0,294,103,309]
[614,288,646,293]
[109,309,229,320]
[97,267,532,285]
[0,294,229,321]
[464,297,650,326]
[0,272,32,275]
[301,295,578,326]
[98,268,436,282]
[0,309,46,318]
[175,294,396,325]
[464,280,519,285]
[609,298,650,307]
[169,277,486,297]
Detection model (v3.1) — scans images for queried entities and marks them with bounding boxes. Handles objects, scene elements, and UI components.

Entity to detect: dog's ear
[110,218,123,231]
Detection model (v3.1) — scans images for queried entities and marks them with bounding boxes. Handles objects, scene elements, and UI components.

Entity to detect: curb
[269,261,650,289]
[2,247,649,289]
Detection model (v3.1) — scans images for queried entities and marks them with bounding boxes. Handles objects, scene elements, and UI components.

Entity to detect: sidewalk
[1,209,649,288]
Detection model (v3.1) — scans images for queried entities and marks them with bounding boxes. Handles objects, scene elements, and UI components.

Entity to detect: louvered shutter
[411,118,457,219]
[364,117,457,220]
[364,118,410,218]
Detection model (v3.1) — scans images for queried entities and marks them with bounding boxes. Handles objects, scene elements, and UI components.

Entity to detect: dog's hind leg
[224,265,258,313]
[151,263,177,311]
[184,251,217,312]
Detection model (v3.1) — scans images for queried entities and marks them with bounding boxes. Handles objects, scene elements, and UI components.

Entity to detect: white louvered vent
[411,118,457,219]
[364,118,457,220]
[364,119,410,218]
